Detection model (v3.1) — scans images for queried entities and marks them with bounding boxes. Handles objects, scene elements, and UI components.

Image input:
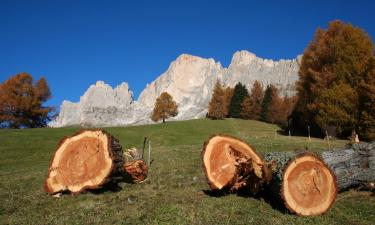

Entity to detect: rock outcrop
[51,50,301,127]
[51,81,151,127]
[138,54,224,120]
[224,50,301,96]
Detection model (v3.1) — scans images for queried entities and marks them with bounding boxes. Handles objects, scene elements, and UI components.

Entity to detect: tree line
[207,80,297,128]
[207,20,375,141]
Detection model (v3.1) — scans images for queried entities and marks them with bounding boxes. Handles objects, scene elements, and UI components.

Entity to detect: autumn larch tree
[0,73,54,128]
[260,85,273,122]
[151,92,178,123]
[266,85,283,124]
[228,82,249,118]
[248,80,264,120]
[292,20,375,140]
[357,57,375,140]
[316,82,358,137]
[223,86,234,117]
[208,80,226,119]
[279,95,298,127]
[240,96,252,119]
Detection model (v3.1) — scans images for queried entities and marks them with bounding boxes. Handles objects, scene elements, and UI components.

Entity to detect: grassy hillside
[0,119,374,224]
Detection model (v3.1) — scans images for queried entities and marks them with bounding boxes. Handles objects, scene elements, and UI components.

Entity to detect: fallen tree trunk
[263,152,337,216]
[45,130,125,194]
[202,135,374,216]
[202,135,271,195]
[321,142,375,191]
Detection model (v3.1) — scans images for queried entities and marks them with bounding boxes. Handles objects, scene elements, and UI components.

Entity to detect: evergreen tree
[228,82,249,118]
[208,80,226,119]
[260,85,273,121]
[248,80,264,120]
[151,92,178,123]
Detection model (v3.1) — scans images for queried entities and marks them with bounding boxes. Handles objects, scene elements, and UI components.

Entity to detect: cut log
[44,130,124,194]
[264,152,337,216]
[321,141,375,191]
[202,135,270,194]
[124,159,148,183]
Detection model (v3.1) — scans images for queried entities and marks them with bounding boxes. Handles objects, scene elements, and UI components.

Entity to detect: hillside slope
[1,119,374,224]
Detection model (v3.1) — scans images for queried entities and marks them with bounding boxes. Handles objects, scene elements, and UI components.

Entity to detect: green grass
[0,118,374,224]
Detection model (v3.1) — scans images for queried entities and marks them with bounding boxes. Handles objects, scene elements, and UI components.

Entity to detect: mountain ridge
[50,50,301,127]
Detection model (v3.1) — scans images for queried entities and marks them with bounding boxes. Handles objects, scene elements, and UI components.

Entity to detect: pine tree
[208,80,226,119]
[260,85,272,121]
[151,92,178,123]
[228,82,249,118]
[0,73,53,128]
[292,20,375,140]
[248,80,264,120]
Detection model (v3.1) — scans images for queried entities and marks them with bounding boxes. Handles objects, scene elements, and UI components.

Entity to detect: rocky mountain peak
[94,80,108,88]
[176,54,201,63]
[51,50,301,127]
[231,50,258,65]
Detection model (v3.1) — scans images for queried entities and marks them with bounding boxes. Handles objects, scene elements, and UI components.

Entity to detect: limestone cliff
[50,50,300,127]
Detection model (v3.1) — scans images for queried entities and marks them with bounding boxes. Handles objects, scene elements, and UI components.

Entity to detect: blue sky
[1,0,375,109]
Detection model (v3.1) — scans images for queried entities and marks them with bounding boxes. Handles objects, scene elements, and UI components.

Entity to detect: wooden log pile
[45,130,148,195]
[202,135,375,216]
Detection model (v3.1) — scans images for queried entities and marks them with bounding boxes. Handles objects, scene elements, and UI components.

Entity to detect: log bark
[321,142,375,191]
[202,135,271,195]
[263,152,337,216]
[44,129,124,194]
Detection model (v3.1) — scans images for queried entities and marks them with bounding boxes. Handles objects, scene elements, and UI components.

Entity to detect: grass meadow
[1,118,374,224]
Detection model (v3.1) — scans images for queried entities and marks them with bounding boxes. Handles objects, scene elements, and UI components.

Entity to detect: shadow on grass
[237,188,290,214]
[260,192,290,214]
[202,189,227,197]
[89,182,123,194]
[202,188,290,215]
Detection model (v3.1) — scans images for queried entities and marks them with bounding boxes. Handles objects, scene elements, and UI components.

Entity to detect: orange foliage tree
[240,95,252,119]
[266,85,283,124]
[151,92,178,123]
[208,80,226,119]
[0,73,54,128]
[279,95,298,127]
[223,86,234,117]
[292,20,375,139]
